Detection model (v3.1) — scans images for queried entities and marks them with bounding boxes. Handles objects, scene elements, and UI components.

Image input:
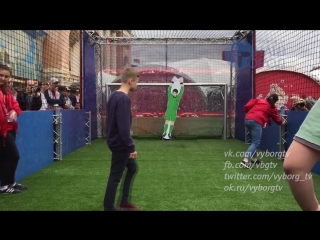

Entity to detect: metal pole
[252,30,256,99]
[278,110,283,160]
[85,111,91,145]
[105,84,109,141]
[223,85,227,140]
[106,84,109,101]
[165,39,168,83]
[89,110,91,145]
[228,42,236,139]
[99,44,103,138]
[59,111,63,161]
[79,30,84,109]
[53,109,56,161]
[53,106,62,161]
[278,108,288,161]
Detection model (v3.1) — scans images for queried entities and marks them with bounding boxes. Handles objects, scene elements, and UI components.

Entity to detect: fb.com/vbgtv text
[223,160,277,170]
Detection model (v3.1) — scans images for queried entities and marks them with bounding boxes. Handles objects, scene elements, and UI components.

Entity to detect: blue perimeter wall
[15,111,54,182]
[16,109,88,181]
[258,110,320,174]
[13,109,88,182]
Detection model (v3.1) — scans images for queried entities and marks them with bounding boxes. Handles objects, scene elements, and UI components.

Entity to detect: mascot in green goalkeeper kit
[162,76,184,140]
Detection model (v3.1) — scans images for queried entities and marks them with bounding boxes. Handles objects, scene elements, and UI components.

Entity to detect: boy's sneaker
[251,159,261,165]
[119,203,142,211]
[0,187,22,194]
[11,183,27,191]
[241,160,252,169]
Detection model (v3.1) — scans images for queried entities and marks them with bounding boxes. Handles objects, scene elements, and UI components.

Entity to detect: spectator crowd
[8,77,81,111]
[290,95,318,112]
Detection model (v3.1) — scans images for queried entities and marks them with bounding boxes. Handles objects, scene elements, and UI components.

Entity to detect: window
[4,52,9,63]
[0,50,4,64]
[10,62,15,76]
[0,50,10,65]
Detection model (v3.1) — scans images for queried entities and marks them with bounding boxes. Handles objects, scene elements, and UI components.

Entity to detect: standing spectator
[66,87,71,98]
[44,77,66,109]
[302,94,313,110]
[39,82,48,110]
[8,78,16,99]
[0,64,27,194]
[59,86,73,109]
[68,88,77,107]
[75,89,80,106]
[16,85,42,111]
[307,96,316,109]
[74,102,80,109]
[291,98,309,112]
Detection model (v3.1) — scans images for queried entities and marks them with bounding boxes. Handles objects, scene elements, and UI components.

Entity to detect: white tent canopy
[98,58,231,95]
[165,58,230,84]
[98,58,231,85]
[144,58,231,84]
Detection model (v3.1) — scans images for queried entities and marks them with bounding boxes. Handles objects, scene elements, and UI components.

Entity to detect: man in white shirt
[44,77,66,109]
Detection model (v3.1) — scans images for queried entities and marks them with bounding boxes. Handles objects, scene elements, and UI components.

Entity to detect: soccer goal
[104,82,228,140]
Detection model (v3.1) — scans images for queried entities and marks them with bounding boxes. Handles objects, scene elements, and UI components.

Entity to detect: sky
[256,30,320,73]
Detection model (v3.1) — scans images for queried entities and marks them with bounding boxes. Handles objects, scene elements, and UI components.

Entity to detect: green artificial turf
[1,138,318,211]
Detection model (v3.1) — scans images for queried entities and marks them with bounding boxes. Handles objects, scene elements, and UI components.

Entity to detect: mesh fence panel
[0,30,81,99]
[255,30,320,109]
[89,30,236,137]
[96,41,234,138]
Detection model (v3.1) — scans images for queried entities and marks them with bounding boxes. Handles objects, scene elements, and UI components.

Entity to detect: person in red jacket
[0,64,27,194]
[242,93,286,168]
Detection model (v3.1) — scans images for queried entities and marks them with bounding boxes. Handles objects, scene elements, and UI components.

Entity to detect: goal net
[255,30,320,108]
[104,82,228,140]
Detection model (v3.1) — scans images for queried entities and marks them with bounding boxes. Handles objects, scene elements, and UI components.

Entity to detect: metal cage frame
[86,30,251,138]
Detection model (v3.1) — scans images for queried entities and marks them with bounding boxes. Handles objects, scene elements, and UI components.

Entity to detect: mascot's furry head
[171,76,183,95]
